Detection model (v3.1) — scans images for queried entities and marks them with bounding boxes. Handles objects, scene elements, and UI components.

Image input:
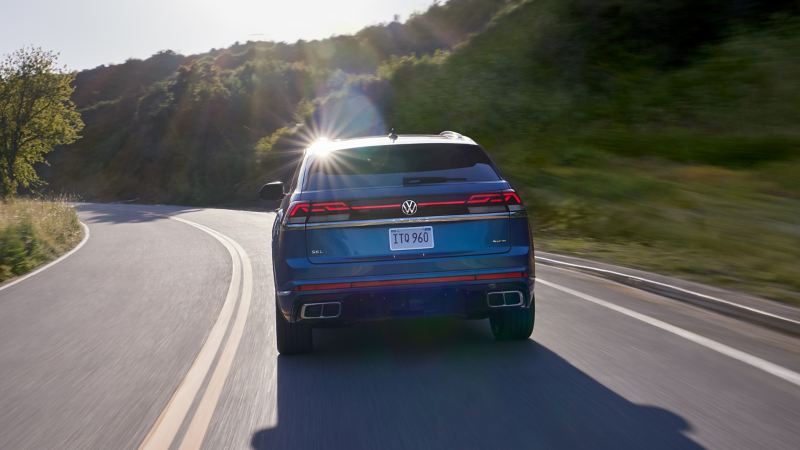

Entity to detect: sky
[0,0,433,71]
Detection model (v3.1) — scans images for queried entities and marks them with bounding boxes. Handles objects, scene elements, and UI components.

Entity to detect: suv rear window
[304,144,500,190]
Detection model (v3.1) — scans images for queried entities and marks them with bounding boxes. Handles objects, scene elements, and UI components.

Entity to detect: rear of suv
[260,131,535,354]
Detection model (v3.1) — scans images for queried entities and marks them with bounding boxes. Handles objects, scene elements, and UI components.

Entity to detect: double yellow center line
[139,216,254,450]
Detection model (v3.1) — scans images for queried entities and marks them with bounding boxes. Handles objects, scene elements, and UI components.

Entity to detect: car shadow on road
[251,319,704,450]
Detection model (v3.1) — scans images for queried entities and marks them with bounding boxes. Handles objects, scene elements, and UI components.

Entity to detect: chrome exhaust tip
[300,302,342,319]
[487,291,524,308]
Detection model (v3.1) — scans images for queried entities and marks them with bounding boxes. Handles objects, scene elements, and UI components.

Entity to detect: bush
[0,200,82,282]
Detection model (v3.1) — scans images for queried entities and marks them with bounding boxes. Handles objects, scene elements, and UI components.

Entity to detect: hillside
[44,0,512,203]
[381,0,800,302]
[42,0,800,303]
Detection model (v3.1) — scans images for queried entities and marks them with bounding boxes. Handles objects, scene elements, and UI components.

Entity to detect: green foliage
[379,3,800,302]
[0,199,81,281]
[0,48,84,198]
[255,126,293,157]
[0,221,38,278]
[384,2,800,138]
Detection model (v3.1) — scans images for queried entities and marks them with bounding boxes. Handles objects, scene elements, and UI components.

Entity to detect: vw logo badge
[401,200,418,216]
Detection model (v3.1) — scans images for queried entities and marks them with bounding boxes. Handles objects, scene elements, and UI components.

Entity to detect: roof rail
[439,131,476,144]
[439,130,464,139]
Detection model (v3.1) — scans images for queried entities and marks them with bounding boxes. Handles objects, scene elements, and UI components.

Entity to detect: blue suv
[260,131,535,354]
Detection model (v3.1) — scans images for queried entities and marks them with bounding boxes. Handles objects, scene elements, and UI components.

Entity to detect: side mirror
[259,181,285,201]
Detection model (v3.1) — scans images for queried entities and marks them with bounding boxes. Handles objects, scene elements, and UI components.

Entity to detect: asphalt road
[0,203,798,450]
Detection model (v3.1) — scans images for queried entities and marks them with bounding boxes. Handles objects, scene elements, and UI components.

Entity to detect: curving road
[0,203,798,449]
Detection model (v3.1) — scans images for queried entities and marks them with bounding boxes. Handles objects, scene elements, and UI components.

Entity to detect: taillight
[502,190,524,211]
[310,202,349,213]
[286,201,351,224]
[466,190,524,213]
[285,190,525,224]
[288,202,311,217]
[503,191,522,205]
[467,193,505,204]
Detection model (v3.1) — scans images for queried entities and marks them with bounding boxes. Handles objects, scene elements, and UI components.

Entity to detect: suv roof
[308,131,477,154]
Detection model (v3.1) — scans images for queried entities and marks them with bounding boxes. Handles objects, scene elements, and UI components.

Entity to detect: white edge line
[0,221,90,293]
[538,278,800,388]
[536,256,800,326]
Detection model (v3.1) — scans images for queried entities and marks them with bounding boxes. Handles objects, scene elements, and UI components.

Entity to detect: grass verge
[492,134,800,306]
[0,199,83,283]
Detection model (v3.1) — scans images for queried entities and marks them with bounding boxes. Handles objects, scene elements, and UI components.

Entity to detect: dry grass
[0,199,83,282]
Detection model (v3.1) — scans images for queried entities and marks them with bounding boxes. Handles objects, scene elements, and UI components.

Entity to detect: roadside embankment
[0,199,83,283]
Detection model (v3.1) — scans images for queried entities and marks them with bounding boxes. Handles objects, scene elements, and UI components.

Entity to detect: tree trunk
[2,155,16,199]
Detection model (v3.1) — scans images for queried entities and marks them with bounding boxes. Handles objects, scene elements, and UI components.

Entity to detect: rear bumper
[277,276,535,324]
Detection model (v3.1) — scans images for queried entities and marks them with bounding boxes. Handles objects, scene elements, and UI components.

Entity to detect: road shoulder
[536,251,800,336]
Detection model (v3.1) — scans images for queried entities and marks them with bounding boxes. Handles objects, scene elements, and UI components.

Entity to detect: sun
[307,137,334,156]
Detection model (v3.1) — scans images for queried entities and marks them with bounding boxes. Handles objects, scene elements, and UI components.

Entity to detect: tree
[0,47,83,198]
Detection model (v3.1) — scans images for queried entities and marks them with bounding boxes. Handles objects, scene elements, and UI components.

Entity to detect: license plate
[389,226,434,251]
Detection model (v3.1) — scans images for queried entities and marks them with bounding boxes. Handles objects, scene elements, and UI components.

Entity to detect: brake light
[350,203,400,210]
[503,191,522,204]
[286,201,351,224]
[311,202,349,213]
[417,200,465,207]
[286,190,524,224]
[467,193,504,204]
[466,190,524,212]
[288,202,310,217]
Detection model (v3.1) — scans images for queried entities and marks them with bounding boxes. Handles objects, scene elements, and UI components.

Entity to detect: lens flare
[308,137,334,156]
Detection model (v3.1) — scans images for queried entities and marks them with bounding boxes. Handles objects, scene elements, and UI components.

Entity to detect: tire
[490,305,535,341]
[276,301,313,354]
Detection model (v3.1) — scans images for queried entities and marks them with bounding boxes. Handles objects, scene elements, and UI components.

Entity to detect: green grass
[0,199,83,283]
[491,136,800,305]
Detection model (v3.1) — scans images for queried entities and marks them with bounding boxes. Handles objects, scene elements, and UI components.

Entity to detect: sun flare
[307,137,334,156]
